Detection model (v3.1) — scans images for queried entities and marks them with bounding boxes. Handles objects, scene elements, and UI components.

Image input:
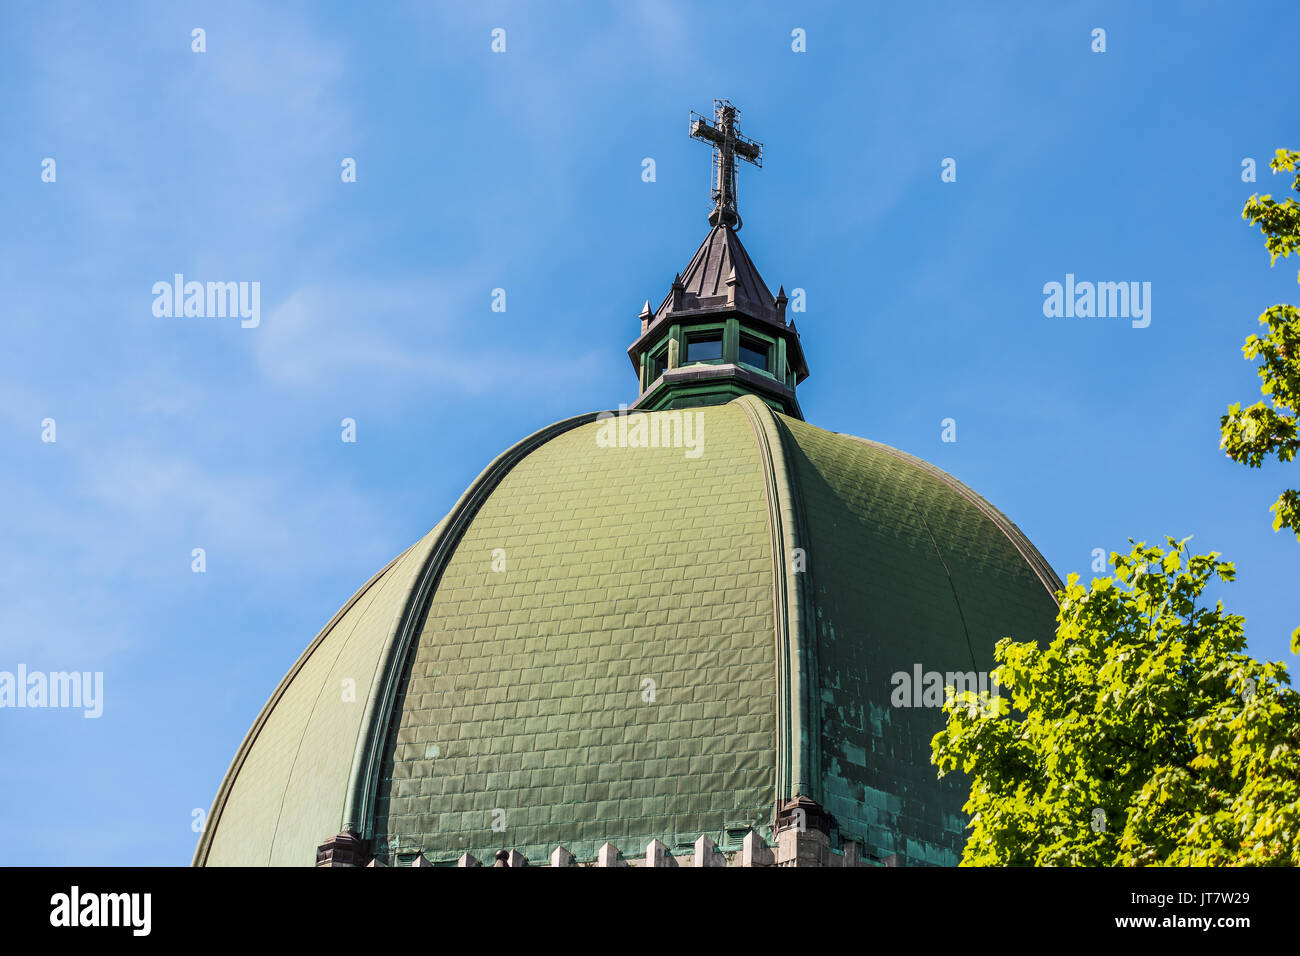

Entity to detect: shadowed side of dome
[774,412,1062,865]
[194,525,443,866]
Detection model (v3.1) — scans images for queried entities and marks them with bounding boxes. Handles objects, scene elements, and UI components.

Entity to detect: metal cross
[690,99,763,230]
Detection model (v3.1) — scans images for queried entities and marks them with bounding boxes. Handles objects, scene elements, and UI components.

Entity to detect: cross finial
[690,99,763,230]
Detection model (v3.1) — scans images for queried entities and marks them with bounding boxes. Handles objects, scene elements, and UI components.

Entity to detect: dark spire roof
[650,223,782,327]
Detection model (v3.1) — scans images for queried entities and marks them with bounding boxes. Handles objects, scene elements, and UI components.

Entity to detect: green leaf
[932,540,1300,866]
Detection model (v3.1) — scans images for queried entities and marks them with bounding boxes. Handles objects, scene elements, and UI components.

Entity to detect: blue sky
[1,1,1297,865]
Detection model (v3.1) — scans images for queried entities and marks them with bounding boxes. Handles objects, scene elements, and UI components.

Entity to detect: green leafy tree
[932,538,1300,866]
[1222,148,1300,547]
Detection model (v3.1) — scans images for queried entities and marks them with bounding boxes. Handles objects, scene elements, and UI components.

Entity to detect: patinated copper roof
[195,398,1061,868]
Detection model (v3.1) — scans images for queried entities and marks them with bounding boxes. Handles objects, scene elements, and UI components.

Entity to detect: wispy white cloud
[0,433,398,662]
[254,279,605,396]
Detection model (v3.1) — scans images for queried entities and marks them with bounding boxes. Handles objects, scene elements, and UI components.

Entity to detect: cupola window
[738,333,771,372]
[650,344,668,381]
[685,330,723,363]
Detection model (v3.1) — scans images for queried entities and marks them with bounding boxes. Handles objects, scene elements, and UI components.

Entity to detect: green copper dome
[194,102,1060,868]
[195,397,1059,867]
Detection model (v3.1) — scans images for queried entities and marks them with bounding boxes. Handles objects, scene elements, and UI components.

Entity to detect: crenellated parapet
[316,827,869,868]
